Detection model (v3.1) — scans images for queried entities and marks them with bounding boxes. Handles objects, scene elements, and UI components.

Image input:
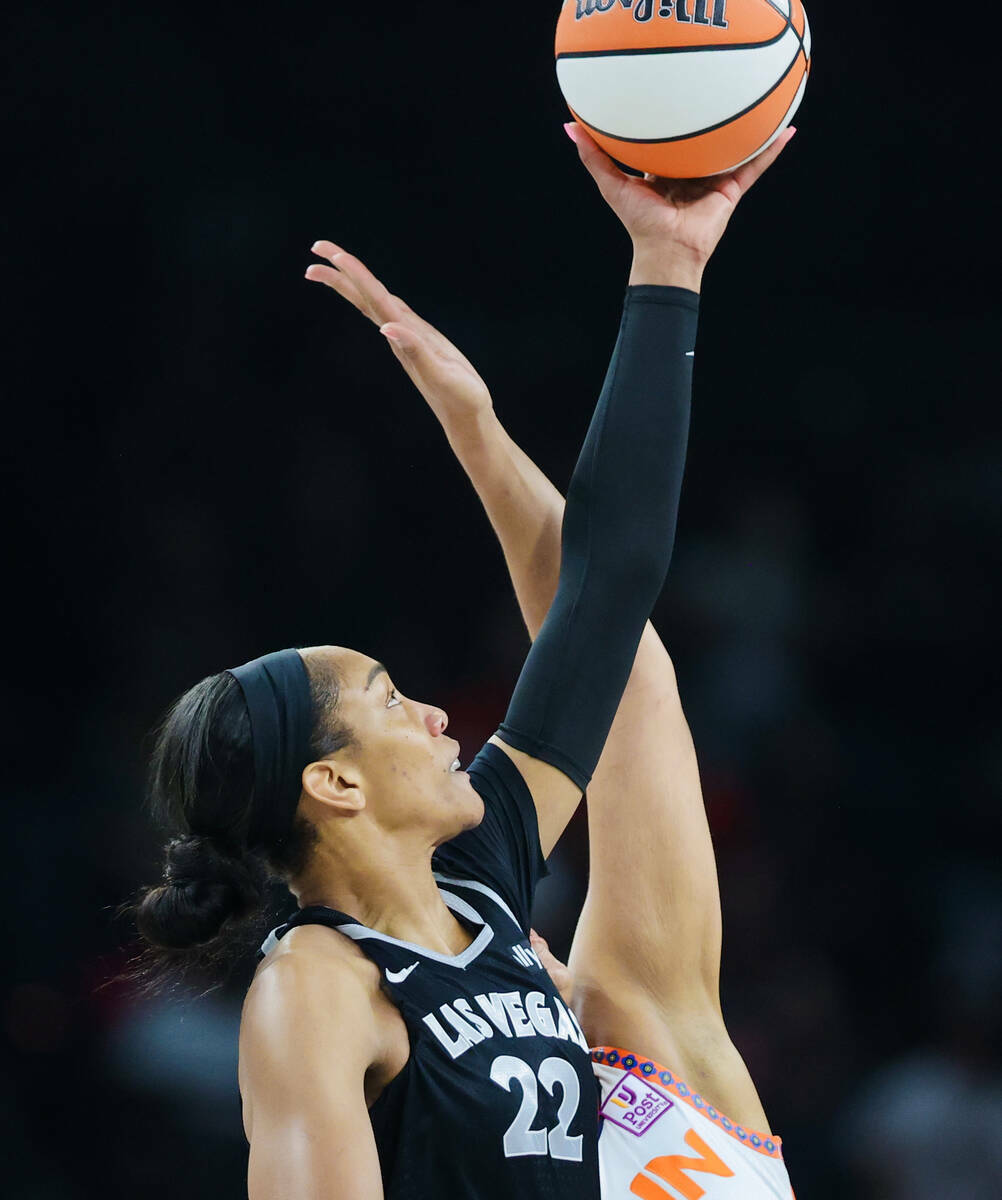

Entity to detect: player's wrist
[629,243,706,293]
[442,403,505,464]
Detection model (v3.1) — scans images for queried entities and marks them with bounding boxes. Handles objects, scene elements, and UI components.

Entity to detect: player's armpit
[578,969,773,1134]
[240,952,385,1200]
[570,626,723,1009]
[488,735,583,860]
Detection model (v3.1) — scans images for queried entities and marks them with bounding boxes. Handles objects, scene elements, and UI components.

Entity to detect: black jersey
[259,742,600,1199]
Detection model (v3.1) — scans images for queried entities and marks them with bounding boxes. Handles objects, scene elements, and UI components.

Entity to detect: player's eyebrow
[364,662,388,692]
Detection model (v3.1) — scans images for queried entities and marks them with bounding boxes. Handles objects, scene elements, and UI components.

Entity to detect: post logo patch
[600,1075,673,1136]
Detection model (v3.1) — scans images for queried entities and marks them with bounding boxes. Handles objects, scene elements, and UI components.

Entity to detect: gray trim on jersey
[257,881,518,966]
[432,872,521,931]
[259,928,282,958]
[332,888,495,969]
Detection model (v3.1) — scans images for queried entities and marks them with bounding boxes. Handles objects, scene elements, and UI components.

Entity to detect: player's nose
[423,706,448,736]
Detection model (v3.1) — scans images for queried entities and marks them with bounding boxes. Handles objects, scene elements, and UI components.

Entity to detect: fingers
[529,929,560,965]
[729,125,797,197]
[304,262,370,315]
[564,121,629,205]
[306,242,410,327]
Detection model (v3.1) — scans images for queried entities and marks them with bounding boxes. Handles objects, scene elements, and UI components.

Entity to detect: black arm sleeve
[496,284,697,791]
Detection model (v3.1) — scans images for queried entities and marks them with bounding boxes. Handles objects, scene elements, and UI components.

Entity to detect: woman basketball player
[131,123,793,1199]
[308,124,799,1200]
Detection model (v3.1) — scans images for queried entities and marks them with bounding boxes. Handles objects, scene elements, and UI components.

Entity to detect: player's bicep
[248,1104,383,1200]
[487,735,583,860]
[576,625,723,1000]
[241,957,384,1200]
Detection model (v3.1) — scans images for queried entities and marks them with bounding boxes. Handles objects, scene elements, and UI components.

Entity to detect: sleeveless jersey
[259,743,601,1200]
[592,1048,795,1199]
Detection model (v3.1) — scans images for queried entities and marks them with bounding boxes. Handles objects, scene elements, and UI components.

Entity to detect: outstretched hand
[565,122,797,275]
[305,244,492,436]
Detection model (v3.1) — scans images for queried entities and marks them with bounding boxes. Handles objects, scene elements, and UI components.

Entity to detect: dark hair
[121,652,352,996]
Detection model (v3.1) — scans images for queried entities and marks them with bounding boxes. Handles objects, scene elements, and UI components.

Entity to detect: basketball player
[132,124,792,1199]
[313,123,798,1199]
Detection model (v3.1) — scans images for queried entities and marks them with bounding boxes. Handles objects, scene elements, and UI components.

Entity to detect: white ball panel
[766,0,791,18]
[803,9,812,59]
[719,63,807,173]
[557,28,801,142]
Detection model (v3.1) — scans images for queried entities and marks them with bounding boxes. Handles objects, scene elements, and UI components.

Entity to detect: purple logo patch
[600,1075,674,1137]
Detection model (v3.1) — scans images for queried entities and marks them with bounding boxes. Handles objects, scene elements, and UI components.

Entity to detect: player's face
[317,646,483,842]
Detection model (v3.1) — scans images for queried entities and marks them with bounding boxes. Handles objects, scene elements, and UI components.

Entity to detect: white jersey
[592,1048,795,1200]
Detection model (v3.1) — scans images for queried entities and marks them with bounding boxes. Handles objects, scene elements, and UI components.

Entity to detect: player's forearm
[499,287,697,791]
[448,411,684,733]
[443,411,564,641]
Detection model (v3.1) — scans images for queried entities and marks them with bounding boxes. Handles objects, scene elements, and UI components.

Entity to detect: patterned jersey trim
[591,1046,784,1160]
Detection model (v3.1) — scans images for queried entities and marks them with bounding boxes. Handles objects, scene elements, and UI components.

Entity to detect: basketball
[555,0,812,178]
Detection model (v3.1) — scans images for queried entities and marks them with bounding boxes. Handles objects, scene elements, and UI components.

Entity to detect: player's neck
[292,840,477,957]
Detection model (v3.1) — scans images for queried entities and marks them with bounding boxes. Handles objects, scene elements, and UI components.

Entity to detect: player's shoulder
[242,924,383,1066]
[239,925,405,1146]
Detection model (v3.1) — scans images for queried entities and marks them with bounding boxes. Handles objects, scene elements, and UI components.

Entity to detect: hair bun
[136,835,264,951]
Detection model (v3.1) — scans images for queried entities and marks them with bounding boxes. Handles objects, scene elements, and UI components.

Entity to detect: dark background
[6,2,1001,1197]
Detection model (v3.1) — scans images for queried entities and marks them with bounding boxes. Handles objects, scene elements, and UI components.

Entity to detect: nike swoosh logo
[385,962,420,984]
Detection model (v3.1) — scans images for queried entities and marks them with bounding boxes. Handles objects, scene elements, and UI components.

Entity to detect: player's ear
[301,759,366,815]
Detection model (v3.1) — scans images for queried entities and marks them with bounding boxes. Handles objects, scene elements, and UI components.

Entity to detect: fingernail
[787,126,798,140]
[380,325,401,342]
[311,241,322,252]
[563,122,579,145]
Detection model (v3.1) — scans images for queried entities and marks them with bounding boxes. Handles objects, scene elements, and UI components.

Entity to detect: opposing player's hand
[306,243,493,436]
[530,930,575,1009]
[565,122,796,286]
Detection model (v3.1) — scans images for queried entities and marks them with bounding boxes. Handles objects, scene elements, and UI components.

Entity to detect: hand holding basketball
[566,121,795,284]
[306,244,493,438]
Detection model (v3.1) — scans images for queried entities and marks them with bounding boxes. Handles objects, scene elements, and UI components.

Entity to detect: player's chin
[456,782,485,830]
[433,789,484,847]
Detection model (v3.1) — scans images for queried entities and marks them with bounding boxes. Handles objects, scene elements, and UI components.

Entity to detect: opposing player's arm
[240,951,384,1200]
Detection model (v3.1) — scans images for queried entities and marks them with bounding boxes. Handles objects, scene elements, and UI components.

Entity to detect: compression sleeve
[496,284,697,791]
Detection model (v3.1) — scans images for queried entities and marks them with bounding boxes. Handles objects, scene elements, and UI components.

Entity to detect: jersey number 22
[490,1055,583,1162]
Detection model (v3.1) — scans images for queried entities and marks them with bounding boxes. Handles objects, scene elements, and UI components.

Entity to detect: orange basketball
[555,0,811,178]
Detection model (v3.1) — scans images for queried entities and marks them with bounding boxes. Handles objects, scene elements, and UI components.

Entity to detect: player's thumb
[380,323,421,359]
[380,323,441,403]
[564,122,621,198]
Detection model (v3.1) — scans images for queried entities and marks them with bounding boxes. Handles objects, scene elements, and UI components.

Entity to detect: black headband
[227,649,314,850]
